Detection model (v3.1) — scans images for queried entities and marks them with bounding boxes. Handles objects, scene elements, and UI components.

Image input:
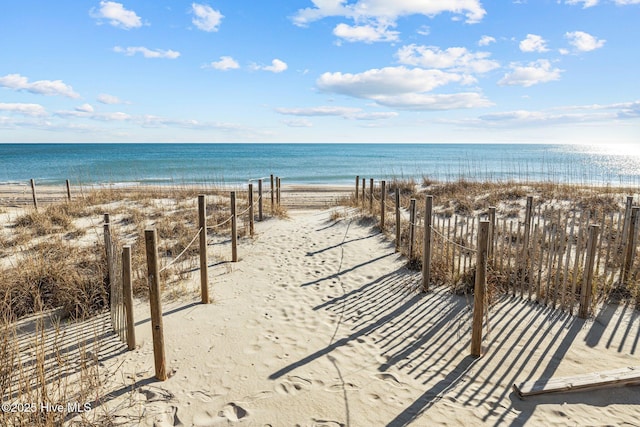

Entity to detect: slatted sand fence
[351,176,640,319]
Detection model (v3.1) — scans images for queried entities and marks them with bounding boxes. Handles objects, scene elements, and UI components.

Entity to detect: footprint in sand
[374,372,408,389]
[312,419,345,427]
[274,375,314,395]
[326,382,359,392]
[151,405,183,427]
[219,403,248,422]
[186,390,220,403]
[138,386,175,403]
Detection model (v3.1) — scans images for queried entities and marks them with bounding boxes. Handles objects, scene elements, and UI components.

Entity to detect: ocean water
[0,143,639,187]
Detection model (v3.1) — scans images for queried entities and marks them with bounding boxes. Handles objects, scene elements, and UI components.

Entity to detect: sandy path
[89,207,640,427]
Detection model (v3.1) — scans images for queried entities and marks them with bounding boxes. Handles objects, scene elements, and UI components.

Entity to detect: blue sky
[1,0,639,143]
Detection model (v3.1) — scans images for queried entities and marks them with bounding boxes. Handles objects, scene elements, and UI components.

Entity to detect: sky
[0,0,639,143]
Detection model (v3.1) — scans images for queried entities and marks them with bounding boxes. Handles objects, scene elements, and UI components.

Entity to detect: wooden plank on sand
[513,366,640,399]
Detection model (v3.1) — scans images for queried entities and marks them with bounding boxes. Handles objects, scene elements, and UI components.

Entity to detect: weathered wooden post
[103,214,114,293]
[380,180,386,230]
[361,178,366,205]
[231,191,238,262]
[355,176,360,206]
[270,174,275,214]
[144,229,167,381]
[276,177,281,207]
[471,220,490,357]
[408,198,416,261]
[522,196,534,254]
[369,178,374,212]
[30,179,38,210]
[122,245,136,351]
[395,191,401,252]
[621,196,634,250]
[488,207,496,260]
[422,195,433,293]
[622,207,639,284]
[579,224,600,319]
[65,179,71,201]
[248,183,255,236]
[198,195,209,304]
[258,179,263,221]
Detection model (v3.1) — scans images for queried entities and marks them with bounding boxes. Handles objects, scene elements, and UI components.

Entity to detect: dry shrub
[390,178,416,196]
[0,239,108,320]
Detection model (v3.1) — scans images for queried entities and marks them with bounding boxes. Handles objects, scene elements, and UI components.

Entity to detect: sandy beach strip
[2,183,640,426]
[67,203,640,426]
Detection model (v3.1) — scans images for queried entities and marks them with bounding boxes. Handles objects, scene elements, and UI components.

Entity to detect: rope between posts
[237,204,252,217]
[430,225,477,253]
[159,227,203,273]
[208,215,233,230]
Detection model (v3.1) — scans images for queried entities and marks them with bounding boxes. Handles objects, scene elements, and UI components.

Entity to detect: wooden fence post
[579,224,600,319]
[276,177,281,207]
[231,191,238,262]
[258,179,263,221]
[623,207,639,284]
[248,183,254,236]
[621,196,634,250]
[369,178,374,212]
[380,180,386,230]
[471,220,490,357]
[355,176,360,206]
[422,195,433,293]
[361,178,366,205]
[395,191,401,252]
[408,198,416,261]
[65,179,71,201]
[270,174,275,214]
[103,214,114,293]
[488,207,496,260]
[122,245,136,351]
[198,195,209,304]
[144,229,167,381]
[30,179,38,210]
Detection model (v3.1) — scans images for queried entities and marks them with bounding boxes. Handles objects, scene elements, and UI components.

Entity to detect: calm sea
[1,143,638,187]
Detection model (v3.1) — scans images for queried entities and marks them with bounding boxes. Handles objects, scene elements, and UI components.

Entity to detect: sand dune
[73,205,640,426]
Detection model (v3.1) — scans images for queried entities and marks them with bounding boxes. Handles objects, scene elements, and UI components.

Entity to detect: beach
[1,182,640,426]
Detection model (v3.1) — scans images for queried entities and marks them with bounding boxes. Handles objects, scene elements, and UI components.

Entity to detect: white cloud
[566,0,640,6]
[473,101,640,126]
[0,102,47,116]
[316,66,491,110]
[373,92,493,110]
[113,46,180,59]
[333,22,399,43]
[396,45,499,74]
[75,103,94,113]
[282,119,313,127]
[90,1,143,29]
[478,35,496,46]
[206,56,240,70]
[565,31,606,52]
[519,34,549,52]
[0,73,80,98]
[293,0,486,26]
[276,105,398,120]
[498,60,563,87]
[255,59,288,73]
[276,106,362,116]
[317,66,467,98]
[565,0,599,7]
[97,93,126,104]
[191,3,223,32]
